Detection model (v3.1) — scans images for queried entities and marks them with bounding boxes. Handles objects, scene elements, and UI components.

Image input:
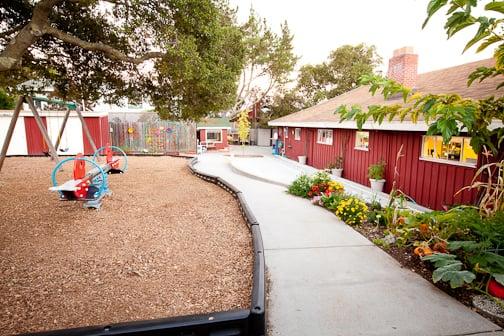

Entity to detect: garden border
[21,158,265,336]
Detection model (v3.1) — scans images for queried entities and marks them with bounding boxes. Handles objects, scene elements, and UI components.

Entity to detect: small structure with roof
[196,117,231,151]
[268,47,503,210]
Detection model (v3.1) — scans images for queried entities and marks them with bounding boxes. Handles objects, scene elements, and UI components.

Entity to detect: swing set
[0,95,99,173]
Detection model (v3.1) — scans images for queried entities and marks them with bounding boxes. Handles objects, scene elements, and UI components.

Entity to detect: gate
[110,120,197,154]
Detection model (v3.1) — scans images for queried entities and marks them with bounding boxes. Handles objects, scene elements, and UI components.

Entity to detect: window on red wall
[294,128,301,140]
[284,127,288,138]
[206,129,222,142]
[317,129,333,145]
[355,131,369,150]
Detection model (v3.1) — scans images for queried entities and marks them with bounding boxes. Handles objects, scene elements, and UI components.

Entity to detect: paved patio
[195,146,503,336]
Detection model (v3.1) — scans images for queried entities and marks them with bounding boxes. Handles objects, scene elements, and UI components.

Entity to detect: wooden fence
[110,121,197,154]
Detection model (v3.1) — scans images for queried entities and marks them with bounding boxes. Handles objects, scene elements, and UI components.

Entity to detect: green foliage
[287,174,313,198]
[297,44,382,107]
[1,0,245,121]
[422,0,504,88]
[0,89,15,109]
[337,1,504,155]
[312,171,332,186]
[337,75,504,154]
[422,253,476,288]
[321,192,349,211]
[368,160,386,180]
[266,43,381,120]
[234,10,297,114]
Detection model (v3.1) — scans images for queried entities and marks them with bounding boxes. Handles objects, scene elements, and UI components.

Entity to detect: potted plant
[327,156,344,177]
[368,160,386,192]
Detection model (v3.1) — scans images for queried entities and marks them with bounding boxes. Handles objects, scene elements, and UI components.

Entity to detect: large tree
[0,0,245,120]
[297,44,382,107]
[266,43,381,121]
[232,9,297,115]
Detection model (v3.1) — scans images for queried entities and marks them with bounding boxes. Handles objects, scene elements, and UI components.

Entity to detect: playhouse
[196,117,231,151]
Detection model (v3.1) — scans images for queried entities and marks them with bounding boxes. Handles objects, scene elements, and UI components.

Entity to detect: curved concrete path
[195,148,503,336]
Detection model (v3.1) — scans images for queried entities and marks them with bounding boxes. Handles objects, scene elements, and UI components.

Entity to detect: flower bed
[287,171,504,326]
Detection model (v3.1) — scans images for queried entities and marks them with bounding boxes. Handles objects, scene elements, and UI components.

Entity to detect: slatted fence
[110,121,197,154]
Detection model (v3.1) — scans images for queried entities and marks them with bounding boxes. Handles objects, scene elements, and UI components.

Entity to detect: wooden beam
[0,96,24,173]
[54,108,70,151]
[26,96,60,163]
[77,104,98,155]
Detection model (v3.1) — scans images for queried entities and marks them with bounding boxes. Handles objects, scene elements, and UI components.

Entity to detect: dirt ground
[0,156,253,335]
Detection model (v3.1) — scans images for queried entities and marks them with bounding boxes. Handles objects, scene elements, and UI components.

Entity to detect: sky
[228,0,494,74]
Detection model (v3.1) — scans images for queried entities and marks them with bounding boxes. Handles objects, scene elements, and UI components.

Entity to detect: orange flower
[414,246,433,257]
[419,223,430,235]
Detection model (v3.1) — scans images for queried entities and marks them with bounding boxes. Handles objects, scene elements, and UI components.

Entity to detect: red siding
[83,116,109,155]
[280,127,478,210]
[24,117,48,155]
[200,129,228,150]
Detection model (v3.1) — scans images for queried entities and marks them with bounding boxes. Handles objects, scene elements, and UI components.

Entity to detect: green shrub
[321,192,349,211]
[312,171,331,185]
[368,160,386,180]
[288,175,312,198]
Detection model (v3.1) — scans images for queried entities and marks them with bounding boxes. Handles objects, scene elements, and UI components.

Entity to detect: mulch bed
[353,223,504,328]
[0,156,253,335]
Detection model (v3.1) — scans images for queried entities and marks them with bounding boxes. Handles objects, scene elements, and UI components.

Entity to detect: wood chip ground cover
[0,157,253,335]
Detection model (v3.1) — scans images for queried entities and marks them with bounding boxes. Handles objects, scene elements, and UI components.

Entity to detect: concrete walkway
[195,148,503,336]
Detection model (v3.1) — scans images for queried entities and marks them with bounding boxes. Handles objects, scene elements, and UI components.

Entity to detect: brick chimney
[387,47,418,88]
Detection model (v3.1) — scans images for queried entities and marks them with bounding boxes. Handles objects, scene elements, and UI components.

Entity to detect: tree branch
[0,0,65,71]
[0,23,27,39]
[43,26,170,64]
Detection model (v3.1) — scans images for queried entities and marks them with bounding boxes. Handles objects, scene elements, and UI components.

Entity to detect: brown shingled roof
[270,58,502,125]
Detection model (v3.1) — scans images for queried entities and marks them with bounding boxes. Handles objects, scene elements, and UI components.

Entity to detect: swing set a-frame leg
[76,105,98,155]
[54,108,70,151]
[0,96,24,173]
[26,96,60,163]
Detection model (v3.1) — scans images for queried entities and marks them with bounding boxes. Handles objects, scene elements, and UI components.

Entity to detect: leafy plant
[422,253,476,289]
[288,174,312,198]
[312,171,332,185]
[328,156,344,170]
[422,0,504,89]
[321,192,349,211]
[336,0,504,157]
[368,160,386,180]
[335,197,368,225]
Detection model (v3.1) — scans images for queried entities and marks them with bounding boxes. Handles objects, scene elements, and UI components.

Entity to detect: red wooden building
[196,117,231,151]
[0,109,110,156]
[269,47,503,210]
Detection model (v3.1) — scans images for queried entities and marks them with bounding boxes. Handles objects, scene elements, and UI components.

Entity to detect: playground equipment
[49,145,127,209]
[0,96,99,173]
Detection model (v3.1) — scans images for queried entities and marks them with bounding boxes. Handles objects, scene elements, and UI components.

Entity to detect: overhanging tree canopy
[0,0,245,120]
[337,1,504,157]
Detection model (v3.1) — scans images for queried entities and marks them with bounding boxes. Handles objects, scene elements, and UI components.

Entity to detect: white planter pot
[298,156,307,165]
[331,168,343,177]
[370,179,385,192]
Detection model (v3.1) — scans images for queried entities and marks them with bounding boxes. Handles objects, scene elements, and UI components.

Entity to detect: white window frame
[294,128,301,141]
[355,131,369,151]
[205,129,223,143]
[317,129,333,145]
[420,135,477,168]
[284,127,288,138]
